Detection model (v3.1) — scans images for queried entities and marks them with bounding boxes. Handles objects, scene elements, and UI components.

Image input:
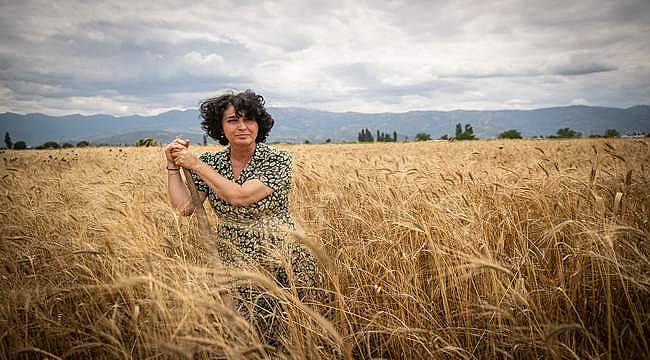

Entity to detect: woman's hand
[164,139,190,165]
[172,146,201,170]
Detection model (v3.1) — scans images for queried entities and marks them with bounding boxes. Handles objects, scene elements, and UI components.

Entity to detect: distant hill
[1,105,649,146]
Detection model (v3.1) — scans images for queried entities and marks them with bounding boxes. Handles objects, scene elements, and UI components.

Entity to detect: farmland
[1,139,649,359]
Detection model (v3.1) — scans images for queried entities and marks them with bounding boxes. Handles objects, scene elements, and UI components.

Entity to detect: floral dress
[191,142,321,340]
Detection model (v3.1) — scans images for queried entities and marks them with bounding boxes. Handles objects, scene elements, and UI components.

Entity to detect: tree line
[2,132,164,150]
[404,124,629,142]
[3,127,645,150]
[499,127,624,139]
[357,123,478,142]
[358,129,398,142]
[3,132,89,150]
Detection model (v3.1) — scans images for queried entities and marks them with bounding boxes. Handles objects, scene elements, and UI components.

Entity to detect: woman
[165,90,321,343]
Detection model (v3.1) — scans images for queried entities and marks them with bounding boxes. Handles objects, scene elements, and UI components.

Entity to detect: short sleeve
[255,151,292,192]
[190,153,210,193]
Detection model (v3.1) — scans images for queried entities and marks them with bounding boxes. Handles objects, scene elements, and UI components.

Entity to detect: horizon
[1,0,649,116]
[2,103,649,119]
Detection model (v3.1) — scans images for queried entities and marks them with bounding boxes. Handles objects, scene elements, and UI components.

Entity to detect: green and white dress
[191,142,321,339]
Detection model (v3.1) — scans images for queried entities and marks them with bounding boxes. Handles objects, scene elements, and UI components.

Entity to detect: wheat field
[1,139,649,359]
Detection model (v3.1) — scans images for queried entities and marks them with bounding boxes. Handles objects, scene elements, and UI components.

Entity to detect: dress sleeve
[255,150,292,193]
[190,153,210,193]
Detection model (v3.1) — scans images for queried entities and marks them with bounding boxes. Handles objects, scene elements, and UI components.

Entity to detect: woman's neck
[230,142,256,163]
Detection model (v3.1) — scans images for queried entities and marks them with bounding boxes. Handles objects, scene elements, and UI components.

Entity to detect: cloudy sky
[0,0,648,115]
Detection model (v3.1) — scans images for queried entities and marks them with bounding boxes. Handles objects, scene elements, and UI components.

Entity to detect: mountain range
[1,105,649,146]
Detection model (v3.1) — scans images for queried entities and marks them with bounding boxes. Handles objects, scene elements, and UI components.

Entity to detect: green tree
[358,128,374,142]
[393,131,397,142]
[455,123,463,138]
[13,140,27,150]
[555,128,581,138]
[4,131,12,149]
[498,129,522,139]
[40,141,60,149]
[453,123,478,140]
[62,142,74,148]
[457,124,477,140]
[135,138,158,147]
[76,140,90,147]
[376,131,395,142]
[604,128,620,138]
[415,132,431,141]
[203,134,208,146]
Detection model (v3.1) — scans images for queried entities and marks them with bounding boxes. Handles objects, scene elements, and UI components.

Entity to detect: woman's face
[221,104,258,147]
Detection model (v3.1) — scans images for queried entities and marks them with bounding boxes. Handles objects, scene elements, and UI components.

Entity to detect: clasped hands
[164,138,201,170]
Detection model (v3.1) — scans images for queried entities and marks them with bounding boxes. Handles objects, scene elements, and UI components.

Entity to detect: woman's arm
[167,169,208,215]
[193,162,273,207]
[165,139,208,215]
[173,148,273,207]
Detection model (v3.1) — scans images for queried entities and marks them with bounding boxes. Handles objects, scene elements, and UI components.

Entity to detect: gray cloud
[551,63,617,76]
[436,59,617,78]
[326,62,381,86]
[326,62,467,100]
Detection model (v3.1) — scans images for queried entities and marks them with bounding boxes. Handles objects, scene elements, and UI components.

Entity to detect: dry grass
[1,139,649,359]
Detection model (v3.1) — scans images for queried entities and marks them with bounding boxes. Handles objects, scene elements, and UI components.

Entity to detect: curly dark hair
[199,90,275,145]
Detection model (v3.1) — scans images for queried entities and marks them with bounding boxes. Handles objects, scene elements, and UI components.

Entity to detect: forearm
[193,163,249,206]
[166,165,194,215]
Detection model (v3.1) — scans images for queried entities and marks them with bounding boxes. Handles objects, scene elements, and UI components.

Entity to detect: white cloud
[570,98,592,106]
[182,51,225,76]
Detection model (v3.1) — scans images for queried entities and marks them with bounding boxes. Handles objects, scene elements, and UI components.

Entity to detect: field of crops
[1,139,649,359]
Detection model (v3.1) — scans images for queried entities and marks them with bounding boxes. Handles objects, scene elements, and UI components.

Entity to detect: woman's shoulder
[257,143,291,162]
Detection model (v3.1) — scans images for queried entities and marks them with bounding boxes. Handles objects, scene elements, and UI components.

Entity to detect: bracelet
[167,166,180,171]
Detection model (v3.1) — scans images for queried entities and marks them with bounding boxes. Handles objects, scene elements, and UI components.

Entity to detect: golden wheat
[0,139,648,359]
